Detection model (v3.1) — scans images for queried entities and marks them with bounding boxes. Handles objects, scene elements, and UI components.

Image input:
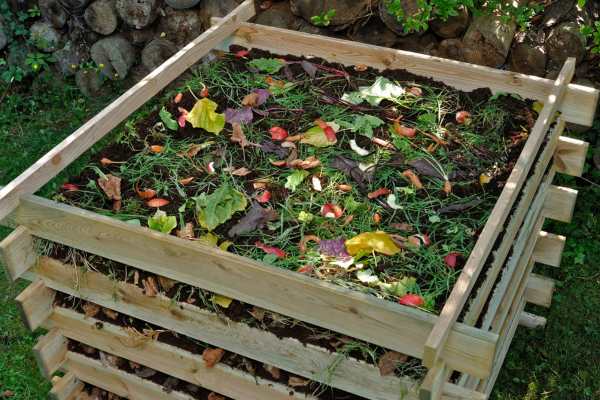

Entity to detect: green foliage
[284,169,309,192]
[24,53,56,72]
[337,114,384,138]
[159,107,178,131]
[2,66,23,83]
[180,183,247,231]
[247,58,286,74]
[27,5,40,17]
[581,21,600,59]
[311,9,335,26]
[147,210,177,234]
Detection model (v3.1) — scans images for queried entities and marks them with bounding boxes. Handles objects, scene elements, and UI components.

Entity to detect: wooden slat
[519,311,547,329]
[420,359,447,400]
[541,185,578,223]
[24,257,483,400]
[14,278,56,332]
[552,136,589,177]
[0,225,36,282]
[50,372,84,400]
[422,58,576,371]
[524,273,555,308]
[4,197,498,379]
[212,20,598,126]
[532,231,566,267]
[33,328,69,379]
[0,0,256,224]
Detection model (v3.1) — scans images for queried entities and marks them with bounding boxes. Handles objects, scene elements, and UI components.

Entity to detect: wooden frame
[0,3,596,399]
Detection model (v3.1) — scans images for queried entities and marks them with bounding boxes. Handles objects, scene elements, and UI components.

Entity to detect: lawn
[0,67,599,399]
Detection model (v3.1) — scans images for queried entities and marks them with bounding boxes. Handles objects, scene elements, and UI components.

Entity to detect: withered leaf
[289,155,321,170]
[241,93,259,108]
[163,376,180,394]
[129,361,141,369]
[242,357,255,375]
[135,367,157,378]
[261,140,289,159]
[83,302,100,319]
[252,306,266,321]
[436,199,484,214]
[263,364,281,379]
[288,377,309,387]
[202,348,225,369]
[228,201,280,237]
[389,234,408,250]
[330,155,373,184]
[143,278,157,296]
[177,222,195,239]
[377,351,409,377]
[2,390,15,398]
[389,222,413,231]
[98,174,122,211]
[157,275,175,292]
[106,353,123,367]
[208,393,225,400]
[408,157,457,180]
[107,393,120,400]
[102,307,118,320]
[231,167,252,176]
[286,147,298,167]
[99,350,110,367]
[187,383,199,393]
[134,270,139,285]
[91,387,103,400]
[79,343,96,354]
[230,123,249,148]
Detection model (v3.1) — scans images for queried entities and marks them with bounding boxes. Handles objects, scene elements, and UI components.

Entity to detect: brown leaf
[269,159,287,167]
[377,351,409,376]
[252,306,266,321]
[289,155,321,170]
[231,167,252,176]
[79,343,96,354]
[129,361,141,369]
[83,302,100,319]
[107,394,120,400]
[202,347,225,369]
[263,364,281,379]
[241,93,259,108]
[389,222,413,231]
[102,307,118,320]
[135,367,157,378]
[2,390,15,398]
[260,0,272,9]
[389,234,408,250]
[288,376,309,387]
[106,353,123,367]
[208,393,225,400]
[286,147,298,168]
[177,222,195,239]
[157,275,175,292]
[99,350,110,367]
[98,174,122,211]
[134,270,139,285]
[91,387,103,400]
[177,143,204,158]
[230,123,249,148]
[143,278,157,296]
[163,376,180,394]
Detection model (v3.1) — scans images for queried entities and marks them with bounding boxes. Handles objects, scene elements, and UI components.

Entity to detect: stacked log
[141,37,178,72]
[158,7,202,47]
[546,2,590,65]
[29,21,63,52]
[84,0,120,36]
[506,30,546,76]
[439,38,463,61]
[90,34,137,80]
[348,14,397,48]
[429,5,469,38]
[379,0,421,36]
[116,0,161,29]
[255,1,296,30]
[39,0,68,28]
[199,0,245,30]
[291,0,369,30]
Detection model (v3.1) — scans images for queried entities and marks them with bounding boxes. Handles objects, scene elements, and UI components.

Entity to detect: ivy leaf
[147,210,177,234]
[159,107,178,131]
[248,58,286,74]
[284,170,309,192]
[186,98,226,134]
[300,122,339,147]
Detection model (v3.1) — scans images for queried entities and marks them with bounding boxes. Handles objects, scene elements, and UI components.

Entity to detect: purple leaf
[316,237,351,260]
[407,157,457,180]
[284,64,296,82]
[301,60,317,79]
[261,140,290,159]
[253,109,269,117]
[228,201,280,237]
[225,108,254,125]
[256,89,271,105]
[330,156,374,184]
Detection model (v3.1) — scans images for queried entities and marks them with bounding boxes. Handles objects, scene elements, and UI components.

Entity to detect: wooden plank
[4,197,498,379]
[212,20,598,126]
[524,273,555,308]
[541,185,578,223]
[0,0,256,224]
[0,225,37,282]
[519,311,547,329]
[420,359,447,400]
[33,328,69,379]
[552,136,589,176]
[50,371,84,400]
[25,257,483,400]
[14,278,55,332]
[422,58,576,371]
[532,231,566,267]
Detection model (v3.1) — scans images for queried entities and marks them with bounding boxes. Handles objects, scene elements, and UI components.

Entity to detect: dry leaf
[106,353,123,367]
[134,270,139,285]
[263,364,281,379]
[389,222,413,231]
[79,343,96,354]
[2,390,15,398]
[163,376,179,394]
[230,123,249,148]
[289,155,321,170]
[143,278,157,296]
[269,159,287,167]
[208,393,225,400]
[242,357,255,375]
[389,234,408,250]
[241,93,259,108]
[91,387,103,400]
[286,147,298,167]
[281,141,296,148]
[260,0,272,9]
[83,302,100,319]
[177,142,212,158]
[157,275,175,292]
[202,348,225,369]
[231,167,252,176]
[288,377,309,387]
[102,307,118,320]
[377,351,409,376]
[99,350,110,367]
[98,174,122,211]
[129,361,141,369]
[252,306,266,321]
[107,393,120,400]
[135,367,157,378]
[177,222,195,239]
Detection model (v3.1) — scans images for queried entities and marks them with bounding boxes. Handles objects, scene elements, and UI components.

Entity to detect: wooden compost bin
[0,1,597,399]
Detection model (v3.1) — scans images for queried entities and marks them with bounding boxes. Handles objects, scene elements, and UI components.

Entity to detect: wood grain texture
[552,136,589,176]
[524,273,555,308]
[33,328,69,379]
[24,257,483,400]
[532,231,566,267]
[50,371,84,400]
[420,359,447,400]
[14,278,56,332]
[5,195,498,379]
[212,20,598,126]
[541,185,578,223]
[0,0,256,224]
[0,225,37,282]
[518,311,547,329]
[422,58,576,371]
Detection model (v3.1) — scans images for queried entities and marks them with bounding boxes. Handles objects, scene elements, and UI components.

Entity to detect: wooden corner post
[15,278,56,332]
[33,328,69,379]
[0,225,37,282]
[50,371,84,400]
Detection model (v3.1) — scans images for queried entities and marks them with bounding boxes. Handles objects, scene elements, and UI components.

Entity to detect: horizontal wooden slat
[4,194,497,379]
[524,273,555,308]
[14,278,55,332]
[519,311,547,329]
[50,371,84,400]
[0,225,36,282]
[541,185,578,223]
[552,136,589,177]
[33,328,69,379]
[532,231,566,267]
[212,20,598,126]
[420,359,447,400]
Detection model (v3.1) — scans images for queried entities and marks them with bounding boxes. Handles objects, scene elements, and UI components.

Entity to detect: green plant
[2,66,24,83]
[27,5,40,17]
[24,53,56,72]
[581,21,600,59]
[311,9,335,26]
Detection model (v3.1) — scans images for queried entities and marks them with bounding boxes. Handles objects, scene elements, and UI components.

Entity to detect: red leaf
[178,115,186,127]
[269,126,288,140]
[147,198,170,207]
[368,188,390,199]
[236,50,249,57]
[257,190,271,203]
[399,294,424,307]
[444,252,461,268]
[321,203,343,218]
[60,184,79,191]
[256,241,286,258]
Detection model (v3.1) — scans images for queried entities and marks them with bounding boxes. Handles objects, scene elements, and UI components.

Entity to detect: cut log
[116,0,161,29]
[165,0,200,10]
[90,33,137,80]
[199,0,245,29]
[67,15,103,57]
[29,21,63,52]
[84,0,121,36]
[291,0,369,28]
[296,22,336,37]
[58,0,88,12]
[121,22,160,47]
[7,0,36,14]
[379,0,421,36]
[0,22,6,50]
[438,38,462,61]
[158,7,202,47]
[141,37,178,72]
[255,1,296,30]
[75,67,102,96]
[461,0,528,68]
[39,0,68,28]
[429,5,469,38]
[546,2,590,65]
[52,46,79,75]
[348,15,397,48]
[507,31,546,76]
[396,31,439,57]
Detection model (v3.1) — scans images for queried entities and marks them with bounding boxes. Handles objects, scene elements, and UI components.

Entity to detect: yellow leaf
[186,98,226,134]
[300,121,339,147]
[532,101,560,123]
[211,293,233,308]
[219,241,233,251]
[345,231,401,256]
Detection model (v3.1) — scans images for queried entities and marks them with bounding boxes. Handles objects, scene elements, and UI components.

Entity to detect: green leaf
[268,82,296,96]
[578,0,586,7]
[248,58,286,74]
[357,269,379,283]
[190,183,247,231]
[300,122,340,147]
[148,210,177,234]
[89,166,108,181]
[357,77,404,106]
[378,276,417,297]
[186,98,226,134]
[284,170,309,192]
[326,9,336,18]
[159,107,178,131]
[347,115,385,138]
[510,93,523,101]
